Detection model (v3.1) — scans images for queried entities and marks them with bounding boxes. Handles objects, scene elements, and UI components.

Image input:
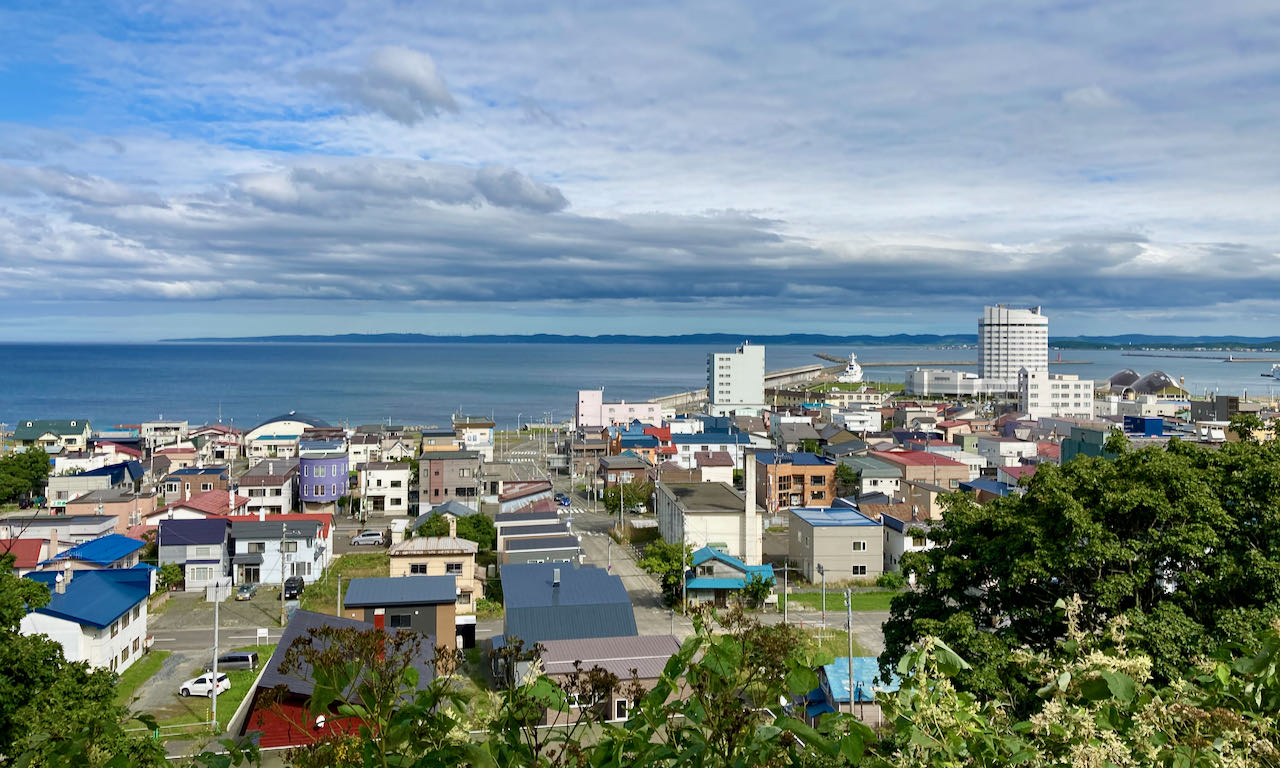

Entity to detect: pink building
[575,389,662,430]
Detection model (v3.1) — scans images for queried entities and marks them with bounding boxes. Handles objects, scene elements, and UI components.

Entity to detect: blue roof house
[684,546,775,608]
[809,657,901,727]
[40,533,146,572]
[20,568,152,673]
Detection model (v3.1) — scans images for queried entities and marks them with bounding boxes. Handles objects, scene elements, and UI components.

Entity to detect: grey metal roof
[504,534,580,552]
[499,523,568,539]
[539,634,681,680]
[230,520,320,540]
[343,576,457,607]
[494,508,559,525]
[232,552,264,565]
[500,563,636,645]
[416,450,480,461]
[661,482,745,512]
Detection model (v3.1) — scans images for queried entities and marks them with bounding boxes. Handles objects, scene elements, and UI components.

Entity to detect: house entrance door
[243,566,260,584]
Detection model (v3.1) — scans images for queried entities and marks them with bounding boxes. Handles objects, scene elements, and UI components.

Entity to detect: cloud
[474,165,568,212]
[0,165,163,207]
[1062,85,1123,109]
[305,46,457,124]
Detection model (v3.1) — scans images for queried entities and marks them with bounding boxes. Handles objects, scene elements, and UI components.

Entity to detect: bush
[876,571,907,589]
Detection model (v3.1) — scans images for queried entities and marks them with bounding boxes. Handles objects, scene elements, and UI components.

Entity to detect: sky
[1,0,1278,341]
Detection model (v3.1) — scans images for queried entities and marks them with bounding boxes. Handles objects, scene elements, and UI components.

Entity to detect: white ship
[1262,363,1280,379]
[837,353,864,383]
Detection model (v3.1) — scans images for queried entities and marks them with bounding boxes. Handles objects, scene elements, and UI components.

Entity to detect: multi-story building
[47,461,145,508]
[63,489,158,533]
[867,451,969,499]
[574,389,662,429]
[12,419,91,451]
[973,436,1038,468]
[707,342,765,417]
[140,420,189,450]
[419,450,482,511]
[237,458,299,516]
[20,569,151,673]
[754,452,837,511]
[341,576,458,650]
[298,451,349,514]
[230,519,326,585]
[839,455,902,498]
[656,478,763,566]
[979,304,1048,392]
[788,505,884,582]
[452,416,495,462]
[157,518,232,592]
[359,461,411,516]
[904,368,986,397]
[161,466,229,500]
[1020,370,1096,420]
[387,517,481,620]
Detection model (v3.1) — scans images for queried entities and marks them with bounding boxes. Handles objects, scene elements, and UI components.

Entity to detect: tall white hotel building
[978,305,1048,392]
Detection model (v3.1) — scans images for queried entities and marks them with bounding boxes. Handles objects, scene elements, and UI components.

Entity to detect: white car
[180,672,230,698]
[349,530,385,546]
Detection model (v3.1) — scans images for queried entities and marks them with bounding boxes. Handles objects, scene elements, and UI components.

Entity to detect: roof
[14,419,89,441]
[389,536,478,556]
[96,442,142,458]
[24,569,150,629]
[167,467,228,477]
[499,480,553,501]
[158,518,231,546]
[840,455,902,477]
[870,450,966,468]
[693,451,734,467]
[0,515,118,532]
[344,575,457,607]
[500,522,568,539]
[777,422,821,442]
[662,482,749,512]
[42,534,144,566]
[501,563,637,645]
[417,450,480,461]
[960,479,1014,497]
[494,508,560,525]
[77,460,145,483]
[688,547,775,582]
[822,657,901,703]
[62,488,147,506]
[504,535,580,552]
[254,610,435,699]
[1,539,45,569]
[538,635,681,679]
[230,519,321,540]
[598,455,651,470]
[155,489,250,517]
[670,432,752,445]
[755,452,833,467]
[238,458,301,484]
[361,461,409,472]
[1000,465,1037,481]
[249,412,331,433]
[790,507,881,528]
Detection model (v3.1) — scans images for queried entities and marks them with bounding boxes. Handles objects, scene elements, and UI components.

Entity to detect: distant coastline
[161,332,1280,352]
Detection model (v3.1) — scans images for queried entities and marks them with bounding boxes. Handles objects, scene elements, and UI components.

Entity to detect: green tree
[741,572,774,607]
[0,448,51,504]
[603,481,653,515]
[414,513,450,538]
[1229,411,1266,442]
[636,539,691,606]
[834,461,858,498]
[884,438,1280,705]
[158,562,184,591]
[456,513,496,551]
[800,438,821,454]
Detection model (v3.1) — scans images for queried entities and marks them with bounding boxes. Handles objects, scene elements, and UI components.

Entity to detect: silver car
[349,530,385,546]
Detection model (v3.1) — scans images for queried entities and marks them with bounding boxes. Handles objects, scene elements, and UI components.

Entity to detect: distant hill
[162,332,1280,350]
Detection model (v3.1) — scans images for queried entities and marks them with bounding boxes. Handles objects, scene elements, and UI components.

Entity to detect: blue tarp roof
[25,569,150,629]
[42,534,144,566]
[822,657,901,703]
[791,507,881,527]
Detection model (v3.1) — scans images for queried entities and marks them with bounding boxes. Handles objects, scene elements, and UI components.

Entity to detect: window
[458,592,471,605]
[852,540,867,552]
[315,465,326,478]
[331,484,337,495]
[390,480,402,488]
[271,488,282,496]
[304,465,310,476]
[458,468,471,478]
[121,645,129,662]
[121,612,130,629]
[851,565,867,576]
[388,614,412,628]
[194,546,211,557]
[812,491,825,501]
[201,483,213,491]
[282,541,298,553]
[110,621,119,638]
[698,565,715,577]
[133,605,141,620]
[445,562,463,575]
[410,564,428,574]
[290,561,311,577]
[133,637,140,652]
[433,489,440,497]
[810,475,826,486]
[248,542,266,553]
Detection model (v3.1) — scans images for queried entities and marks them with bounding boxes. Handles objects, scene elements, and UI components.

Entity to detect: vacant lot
[779,590,901,613]
[300,552,390,615]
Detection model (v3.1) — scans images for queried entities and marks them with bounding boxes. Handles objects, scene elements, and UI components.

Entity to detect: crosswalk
[507,450,541,458]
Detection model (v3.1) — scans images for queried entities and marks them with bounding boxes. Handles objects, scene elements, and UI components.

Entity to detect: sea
[1,342,1277,431]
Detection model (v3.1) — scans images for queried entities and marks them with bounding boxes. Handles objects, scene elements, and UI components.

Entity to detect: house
[0,515,118,546]
[500,562,637,647]
[900,480,950,520]
[452,416,495,461]
[189,424,244,462]
[379,437,414,462]
[418,427,460,453]
[238,458,300,516]
[998,465,1037,486]
[358,461,411,516]
[531,634,682,723]
[501,534,582,566]
[230,519,326,586]
[669,431,752,470]
[161,466,230,500]
[47,460,145,508]
[496,518,571,552]
[21,568,151,672]
[298,450,349,514]
[788,506,884,582]
[40,534,146,571]
[152,443,200,471]
[755,452,837,511]
[13,419,91,451]
[418,450,482,511]
[959,478,1017,504]
[879,505,934,577]
[147,489,251,523]
[349,433,382,467]
[140,420,189,450]
[158,518,232,591]
[597,454,651,488]
[388,520,481,646]
[838,456,902,498]
[574,388,663,430]
[237,610,435,749]
[684,546,775,607]
[244,412,330,455]
[692,451,734,484]
[808,657,900,727]
[773,421,821,452]
[341,575,458,650]
[974,436,1038,468]
[63,488,158,533]
[2,538,50,575]
[494,507,561,544]
[656,480,764,565]
[867,451,969,493]
[566,436,609,477]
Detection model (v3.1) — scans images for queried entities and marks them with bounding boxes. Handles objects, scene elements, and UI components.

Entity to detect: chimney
[49,529,60,559]
[228,489,234,513]
[268,462,274,475]
[448,515,457,539]
[552,568,561,587]
[259,509,266,522]
[742,449,760,566]
[185,487,191,502]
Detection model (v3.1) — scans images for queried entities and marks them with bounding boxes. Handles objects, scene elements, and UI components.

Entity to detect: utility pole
[845,588,854,715]
[212,590,219,732]
[336,575,342,616]
[817,563,826,642]
[279,521,287,627]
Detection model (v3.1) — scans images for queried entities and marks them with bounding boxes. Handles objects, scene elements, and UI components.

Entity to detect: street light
[817,563,826,642]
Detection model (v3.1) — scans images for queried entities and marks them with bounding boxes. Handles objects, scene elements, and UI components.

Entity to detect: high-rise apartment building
[979,305,1048,391]
[707,342,765,417]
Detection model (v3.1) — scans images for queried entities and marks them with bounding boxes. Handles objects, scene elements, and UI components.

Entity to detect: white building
[238,458,299,516]
[974,436,1038,468]
[1020,370,1096,420]
[904,368,986,397]
[707,343,765,417]
[20,569,151,673]
[452,417,495,462]
[229,519,327,585]
[359,461,411,515]
[832,405,882,433]
[979,305,1049,392]
[574,389,662,429]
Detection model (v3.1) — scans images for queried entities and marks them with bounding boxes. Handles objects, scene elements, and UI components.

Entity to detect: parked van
[206,651,259,672]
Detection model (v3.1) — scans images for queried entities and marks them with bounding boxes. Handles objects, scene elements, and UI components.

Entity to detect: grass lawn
[159,644,277,729]
[300,552,390,615]
[807,380,904,393]
[116,650,171,708]
[779,590,901,613]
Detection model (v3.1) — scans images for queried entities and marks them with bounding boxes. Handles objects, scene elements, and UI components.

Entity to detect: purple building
[299,451,349,513]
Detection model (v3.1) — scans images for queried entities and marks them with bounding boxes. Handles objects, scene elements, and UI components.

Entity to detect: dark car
[281,576,305,600]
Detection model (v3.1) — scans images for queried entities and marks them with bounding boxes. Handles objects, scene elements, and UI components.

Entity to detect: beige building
[788,506,884,582]
[387,520,481,615]
[655,479,763,565]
